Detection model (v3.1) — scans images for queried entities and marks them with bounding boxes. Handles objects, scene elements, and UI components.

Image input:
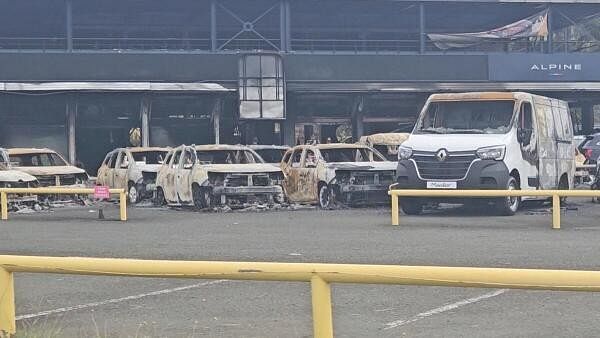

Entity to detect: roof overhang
[0,82,234,92]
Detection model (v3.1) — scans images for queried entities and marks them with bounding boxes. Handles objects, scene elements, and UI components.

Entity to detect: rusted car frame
[0,148,38,205]
[7,148,89,187]
[281,144,397,208]
[155,144,284,208]
[97,147,169,203]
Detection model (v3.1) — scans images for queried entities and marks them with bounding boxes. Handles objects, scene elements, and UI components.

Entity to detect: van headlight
[476,145,506,161]
[397,146,413,160]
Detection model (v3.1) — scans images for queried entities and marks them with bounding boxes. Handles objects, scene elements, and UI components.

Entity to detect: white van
[395,92,575,215]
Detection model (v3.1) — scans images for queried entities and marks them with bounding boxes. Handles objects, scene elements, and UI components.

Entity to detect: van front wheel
[495,176,520,216]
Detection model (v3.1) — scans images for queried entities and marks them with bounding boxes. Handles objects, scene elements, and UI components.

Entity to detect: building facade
[0,0,598,173]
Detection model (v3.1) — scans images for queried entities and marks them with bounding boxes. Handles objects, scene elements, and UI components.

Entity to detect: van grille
[412,151,476,180]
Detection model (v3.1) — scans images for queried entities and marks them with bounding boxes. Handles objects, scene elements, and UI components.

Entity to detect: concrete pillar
[213,97,222,144]
[352,96,365,142]
[140,96,151,147]
[283,99,295,146]
[66,97,76,164]
[582,102,594,135]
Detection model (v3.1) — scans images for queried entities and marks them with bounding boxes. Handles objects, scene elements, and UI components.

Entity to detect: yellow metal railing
[388,188,600,229]
[3,256,600,337]
[0,188,127,221]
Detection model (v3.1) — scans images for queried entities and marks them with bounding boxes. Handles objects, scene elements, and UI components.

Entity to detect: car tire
[495,176,520,216]
[154,187,166,206]
[401,199,423,215]
[128,183,140,204]
[199,187,213,209]
[318,184,335,209]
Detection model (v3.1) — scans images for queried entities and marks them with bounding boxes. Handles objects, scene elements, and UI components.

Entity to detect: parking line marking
[384,289,508,330]
[16,280,227,321]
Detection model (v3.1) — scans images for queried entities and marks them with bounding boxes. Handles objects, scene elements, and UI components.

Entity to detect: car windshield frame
[195,149,264,164]
[415,99,517,135]
[132,151,168,164]
[319,147,386,163]
[254,149,287,163]
[10,152,68,167]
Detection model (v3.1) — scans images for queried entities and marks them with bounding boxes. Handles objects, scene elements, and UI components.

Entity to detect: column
[140,96,151,147]
[66,0,73,52]
[66,97,76,164]
[213,97,222,144]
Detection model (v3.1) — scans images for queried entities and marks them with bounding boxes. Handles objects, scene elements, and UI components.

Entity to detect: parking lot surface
[3,200,600,337]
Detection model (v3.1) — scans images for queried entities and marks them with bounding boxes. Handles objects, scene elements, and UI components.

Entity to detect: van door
[535,103,559,189]
[96,152,113,186]
[516,102,539,189]
[551,101,574,188]
[164,149,182,203]
[298,148,319,202]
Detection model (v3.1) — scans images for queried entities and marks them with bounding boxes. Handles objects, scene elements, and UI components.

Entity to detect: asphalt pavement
[2,200,600,337]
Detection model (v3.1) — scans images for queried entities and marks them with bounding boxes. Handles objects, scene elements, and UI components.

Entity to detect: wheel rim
[319,187,330,208]
[156,189,165,205]
[129,186,137,203]
[204,191,211,207]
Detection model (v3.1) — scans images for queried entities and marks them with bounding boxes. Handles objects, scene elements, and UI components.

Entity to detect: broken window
[171,150,182,168]
[418,100,516,134]
[195,150,261,165]
[132,151,168,165]
[303,150,317,168]
[239,54,285,119]
[290,149,303,168]
[320,148,385,163]
[11,153,67,167]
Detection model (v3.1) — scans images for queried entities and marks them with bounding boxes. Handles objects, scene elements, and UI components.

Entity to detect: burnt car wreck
[0,148,39,207]
[281,144,397,208]
[155,144,284,208]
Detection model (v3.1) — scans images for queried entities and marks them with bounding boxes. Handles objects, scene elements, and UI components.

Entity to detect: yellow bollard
[0,267,15,335]
[552,194,560,230]
[311,275,333,338]
[391,194,399,226]
[0,192,7,221]
[119,191,127,221]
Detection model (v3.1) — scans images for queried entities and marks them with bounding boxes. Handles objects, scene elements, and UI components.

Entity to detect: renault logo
[436,149,448,162]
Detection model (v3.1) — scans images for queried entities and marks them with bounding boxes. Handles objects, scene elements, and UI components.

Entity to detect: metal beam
[419,3,426,54]
[65,0,73,52]
[547,5,553,53]
[280,0,287,51]
[211,0,217,52]
[212,97,222,144]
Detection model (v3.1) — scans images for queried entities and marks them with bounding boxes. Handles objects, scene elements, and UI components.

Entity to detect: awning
[0,82,234,92]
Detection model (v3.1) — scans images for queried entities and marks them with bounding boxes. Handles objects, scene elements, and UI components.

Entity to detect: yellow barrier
[388,188,600,229]
[3,256,600,337]
[0,187,127,221]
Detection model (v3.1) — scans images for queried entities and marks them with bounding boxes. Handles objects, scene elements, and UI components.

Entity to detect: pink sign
[94,186,110,200]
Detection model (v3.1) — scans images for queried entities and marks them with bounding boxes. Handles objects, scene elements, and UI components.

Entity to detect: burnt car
[358,133,409,161]
[7,148,89,187]
[281,144,397,208]
[248,145,290,164]
[155,144,284,208]
[97,147,170,203]
[0,148,38,205]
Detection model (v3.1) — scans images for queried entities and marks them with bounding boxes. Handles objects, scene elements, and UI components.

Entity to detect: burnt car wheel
[128,183,140,204]
[154,187,166,206]
[318,184,335,209]
[194,186,213,209]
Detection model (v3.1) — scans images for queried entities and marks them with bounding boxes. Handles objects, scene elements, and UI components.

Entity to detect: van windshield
[416,100,516,134]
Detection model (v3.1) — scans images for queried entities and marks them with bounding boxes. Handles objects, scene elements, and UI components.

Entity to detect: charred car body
[359,133,410,161]
[97,147,170,203]
[281,144,397,208]
[7,148,89,187]
[248,145,290,164]
[0,148,38,205]
[155,144,284,208]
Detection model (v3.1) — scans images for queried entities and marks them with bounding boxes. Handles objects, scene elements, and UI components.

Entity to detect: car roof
[193,144,252,151]
[291,143,371,150]
[7,148,57,155]
[248,145,290,150]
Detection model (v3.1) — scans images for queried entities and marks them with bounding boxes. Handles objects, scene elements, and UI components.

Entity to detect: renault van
[395,92,575,215]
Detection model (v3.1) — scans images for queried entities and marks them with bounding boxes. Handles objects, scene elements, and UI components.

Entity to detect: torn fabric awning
[428,10,548,50]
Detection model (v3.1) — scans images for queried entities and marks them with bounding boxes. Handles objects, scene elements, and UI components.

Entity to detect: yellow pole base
[311,276,333,338]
